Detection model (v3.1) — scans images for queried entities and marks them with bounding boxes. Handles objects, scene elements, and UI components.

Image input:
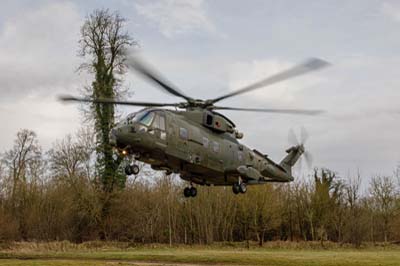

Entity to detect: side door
[223,139,236,172]
[152,112,167,150]
[170,119,190,161]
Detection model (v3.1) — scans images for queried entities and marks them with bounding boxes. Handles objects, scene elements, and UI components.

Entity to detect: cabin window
[139,112,155,126]
[213,141,220,153]
[152,114,166,131]
[202,137,209,148]
[179,127,188,140]
[152,114,160,128]
[159,116,166,131]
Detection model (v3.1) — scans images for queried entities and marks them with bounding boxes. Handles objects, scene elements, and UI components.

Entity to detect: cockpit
[130,110,155,126]
[124,109,166,130]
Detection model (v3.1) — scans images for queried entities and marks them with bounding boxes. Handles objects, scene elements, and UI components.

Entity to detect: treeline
[0,129,399,247]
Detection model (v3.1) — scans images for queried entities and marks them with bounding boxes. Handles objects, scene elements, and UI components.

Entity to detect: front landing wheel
[125,165,133,175]
[131,164,140,175]
[125,164,140,176]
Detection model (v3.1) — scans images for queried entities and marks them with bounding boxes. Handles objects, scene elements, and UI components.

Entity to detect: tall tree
[79,9,135,193]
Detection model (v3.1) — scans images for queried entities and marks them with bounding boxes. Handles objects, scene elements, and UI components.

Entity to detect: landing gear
[183,186,197,198]
[232,181,247,195]
[125,164,140,175]
[190,187,197,197]
[232,183,240,194]
[239,182,247,193]
[184,187,191,197]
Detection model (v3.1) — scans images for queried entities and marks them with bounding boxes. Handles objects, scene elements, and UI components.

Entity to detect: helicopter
[61,55,329,197]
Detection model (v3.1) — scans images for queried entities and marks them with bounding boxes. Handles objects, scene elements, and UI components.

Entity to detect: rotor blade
[288,128,299,146]
[59,95,180,107]
[126,56,193,102]
[303,151,313,169]
[209,58,330,104]
[300,126,309,144]
[298,156,303,172]
[211,106,324,115]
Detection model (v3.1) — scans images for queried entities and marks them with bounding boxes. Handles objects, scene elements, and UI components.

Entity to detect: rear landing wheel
[190,187,197,197]
[232,183,240,194]
[239,182,247,194]
[184,187,191,198]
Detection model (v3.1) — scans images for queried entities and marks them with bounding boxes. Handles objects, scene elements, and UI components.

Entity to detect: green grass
[1,244,400,266]
[0,259,119,266]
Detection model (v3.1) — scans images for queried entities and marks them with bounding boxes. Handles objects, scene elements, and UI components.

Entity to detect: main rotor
[60,53,330,116]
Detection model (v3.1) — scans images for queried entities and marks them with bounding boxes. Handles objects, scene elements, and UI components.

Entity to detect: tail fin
[279,145,304,175]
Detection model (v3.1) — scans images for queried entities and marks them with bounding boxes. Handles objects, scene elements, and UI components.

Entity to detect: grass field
[1,242,400,266]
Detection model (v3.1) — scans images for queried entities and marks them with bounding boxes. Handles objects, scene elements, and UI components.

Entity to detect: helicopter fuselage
[111,108,302,186]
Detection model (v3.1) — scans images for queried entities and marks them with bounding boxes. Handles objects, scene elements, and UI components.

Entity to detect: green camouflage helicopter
[61,55,329,197]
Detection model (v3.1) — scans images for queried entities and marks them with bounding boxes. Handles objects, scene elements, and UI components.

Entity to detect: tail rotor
[288,127,313,170]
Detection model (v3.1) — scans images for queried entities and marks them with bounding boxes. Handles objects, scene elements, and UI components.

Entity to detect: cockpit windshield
[132,110,155,126]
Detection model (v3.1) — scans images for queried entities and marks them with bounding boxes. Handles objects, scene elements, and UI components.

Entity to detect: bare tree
[48,129,102,241]
[49,128,95,184]
[370,176,397,243]
[3,130,42,187]
[2,129,43,240]
[344,173,365,247]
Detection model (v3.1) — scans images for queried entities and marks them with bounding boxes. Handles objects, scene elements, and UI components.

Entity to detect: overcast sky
[1,0,399,185]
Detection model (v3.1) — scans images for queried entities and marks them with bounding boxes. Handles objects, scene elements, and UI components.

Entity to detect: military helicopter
[61,55,329,197]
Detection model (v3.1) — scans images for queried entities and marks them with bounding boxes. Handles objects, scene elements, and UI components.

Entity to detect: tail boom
[279,145,304,177]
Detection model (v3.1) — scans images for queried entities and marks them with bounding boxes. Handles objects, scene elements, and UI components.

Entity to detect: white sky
[1,0,399,185]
